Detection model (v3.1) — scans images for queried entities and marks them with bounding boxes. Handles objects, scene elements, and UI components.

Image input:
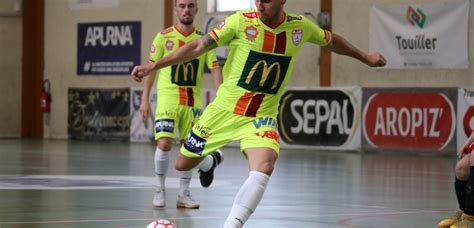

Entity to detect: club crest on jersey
[166,40,174,50]
[245,26,258,42]
[292,29,303,46]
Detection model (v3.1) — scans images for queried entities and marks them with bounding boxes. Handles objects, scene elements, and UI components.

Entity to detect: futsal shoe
[176,189,200,209]
[152,189,166,208]
[450,213,474,228]
[198,149,223,188]
[439,210,463,228]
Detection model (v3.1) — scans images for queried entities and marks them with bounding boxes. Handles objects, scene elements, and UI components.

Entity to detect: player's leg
[223,118,280,228]
[457,152,474,226]
[152,137,174,208]
[223,148,277,228]
[176,103,228,187]
[152,105,179,208]
[439,155,469,228]
[175,106,201,209]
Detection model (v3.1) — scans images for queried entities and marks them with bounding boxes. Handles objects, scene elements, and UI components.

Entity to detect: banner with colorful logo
[362,88,457,153]
[278,87,362,150]
[457,88,474,155]
[68,88,130,141]
[77,21,141,75]
[369,0,469,69]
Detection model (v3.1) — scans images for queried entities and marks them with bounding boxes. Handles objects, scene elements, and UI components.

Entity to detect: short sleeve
[149,33,164,62]
[208,13,240,47]
[303,16,332,46]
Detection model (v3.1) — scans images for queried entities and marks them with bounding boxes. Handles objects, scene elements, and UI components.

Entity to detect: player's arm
[132,34,218,81]
[210,67,223,89]
[328,33,386,67]
[139,67,157,120]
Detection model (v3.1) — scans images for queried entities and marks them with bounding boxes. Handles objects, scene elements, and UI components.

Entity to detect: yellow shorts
[180,102,280,158]
[154,103,201,141]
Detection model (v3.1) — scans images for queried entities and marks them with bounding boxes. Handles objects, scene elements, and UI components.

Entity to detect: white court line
[0,210,445,225]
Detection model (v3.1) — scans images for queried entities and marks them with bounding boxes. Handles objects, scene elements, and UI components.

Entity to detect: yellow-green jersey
[209,10,332,117]
[149,25,219,108]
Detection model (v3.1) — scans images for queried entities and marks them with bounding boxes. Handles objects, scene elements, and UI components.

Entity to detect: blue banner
[77,21,141,75]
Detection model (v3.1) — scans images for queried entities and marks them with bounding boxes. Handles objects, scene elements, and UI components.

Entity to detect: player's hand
[131,63,155,82]
[366,52,387,67]
[139,101,151,122]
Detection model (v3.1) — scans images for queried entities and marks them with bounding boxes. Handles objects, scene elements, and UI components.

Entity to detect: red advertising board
[363,90,456,151]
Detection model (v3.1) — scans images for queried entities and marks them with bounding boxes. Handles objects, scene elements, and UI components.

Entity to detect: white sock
[154,147,169,190]
[223,171,270,228]
[179,170,193,195]
[197,154,214,172]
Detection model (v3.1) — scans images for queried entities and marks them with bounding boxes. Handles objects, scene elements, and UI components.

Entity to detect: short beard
[180,18,193,25]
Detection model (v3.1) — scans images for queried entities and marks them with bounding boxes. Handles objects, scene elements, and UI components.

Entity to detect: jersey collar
[174,24,195,37]
[259,12,286,29]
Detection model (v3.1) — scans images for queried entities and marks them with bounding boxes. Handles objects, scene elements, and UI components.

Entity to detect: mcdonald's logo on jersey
[238,50,291,94]
[171,59,199,86]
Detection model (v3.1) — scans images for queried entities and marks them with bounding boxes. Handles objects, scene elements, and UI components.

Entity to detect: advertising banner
[362,88,457,153]
[457,88,474,155]
[77,21,141,75]
[68,88,130,141]
[278,87,362,150]
[130,87,157,143]
[369,0,469,69]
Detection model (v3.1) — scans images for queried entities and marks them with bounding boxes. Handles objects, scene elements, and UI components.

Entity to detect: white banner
[130,87,156,143]
[370,0,469,69]
[457,88,474,155]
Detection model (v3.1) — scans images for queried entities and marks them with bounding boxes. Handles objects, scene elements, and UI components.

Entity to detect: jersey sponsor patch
[161,27,174,35]
[256,130,280,144]
[217,21,225,30]
[155,119,175,133]
[292,29,303,46]
[238,50,292,94]
[184,131,207,155]
[171,59,200,86]
[287,15,302,22]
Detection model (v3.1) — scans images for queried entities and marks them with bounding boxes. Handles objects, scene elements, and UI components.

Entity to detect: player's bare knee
[256,162,274,176]
[157,139,173,152]
[174,160,191,171]
[456,162,470,180]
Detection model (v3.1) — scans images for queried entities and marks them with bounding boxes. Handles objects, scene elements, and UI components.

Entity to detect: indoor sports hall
[1,0,473,227]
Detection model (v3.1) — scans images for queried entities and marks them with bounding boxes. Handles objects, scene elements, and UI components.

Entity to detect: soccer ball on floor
[146,219,177,228]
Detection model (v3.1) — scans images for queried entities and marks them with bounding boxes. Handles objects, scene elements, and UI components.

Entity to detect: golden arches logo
[245,60,281,90]
[174,62,195,82]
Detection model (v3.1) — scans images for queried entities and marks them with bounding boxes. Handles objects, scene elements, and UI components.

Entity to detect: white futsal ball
[146,219,176,228]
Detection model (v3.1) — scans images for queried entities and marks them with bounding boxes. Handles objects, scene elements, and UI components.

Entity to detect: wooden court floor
[0,139,459,227]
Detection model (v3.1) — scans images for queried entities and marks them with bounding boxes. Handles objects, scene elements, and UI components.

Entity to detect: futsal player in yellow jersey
[139,0,223,209]
[133,0,386,226]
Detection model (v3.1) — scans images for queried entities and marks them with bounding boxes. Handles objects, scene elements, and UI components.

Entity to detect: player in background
[140,0,223,209]
[133,0,385,226]
[439,132,474,228]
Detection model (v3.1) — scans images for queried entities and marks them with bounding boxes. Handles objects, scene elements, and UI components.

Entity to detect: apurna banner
[369,0,469,69]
